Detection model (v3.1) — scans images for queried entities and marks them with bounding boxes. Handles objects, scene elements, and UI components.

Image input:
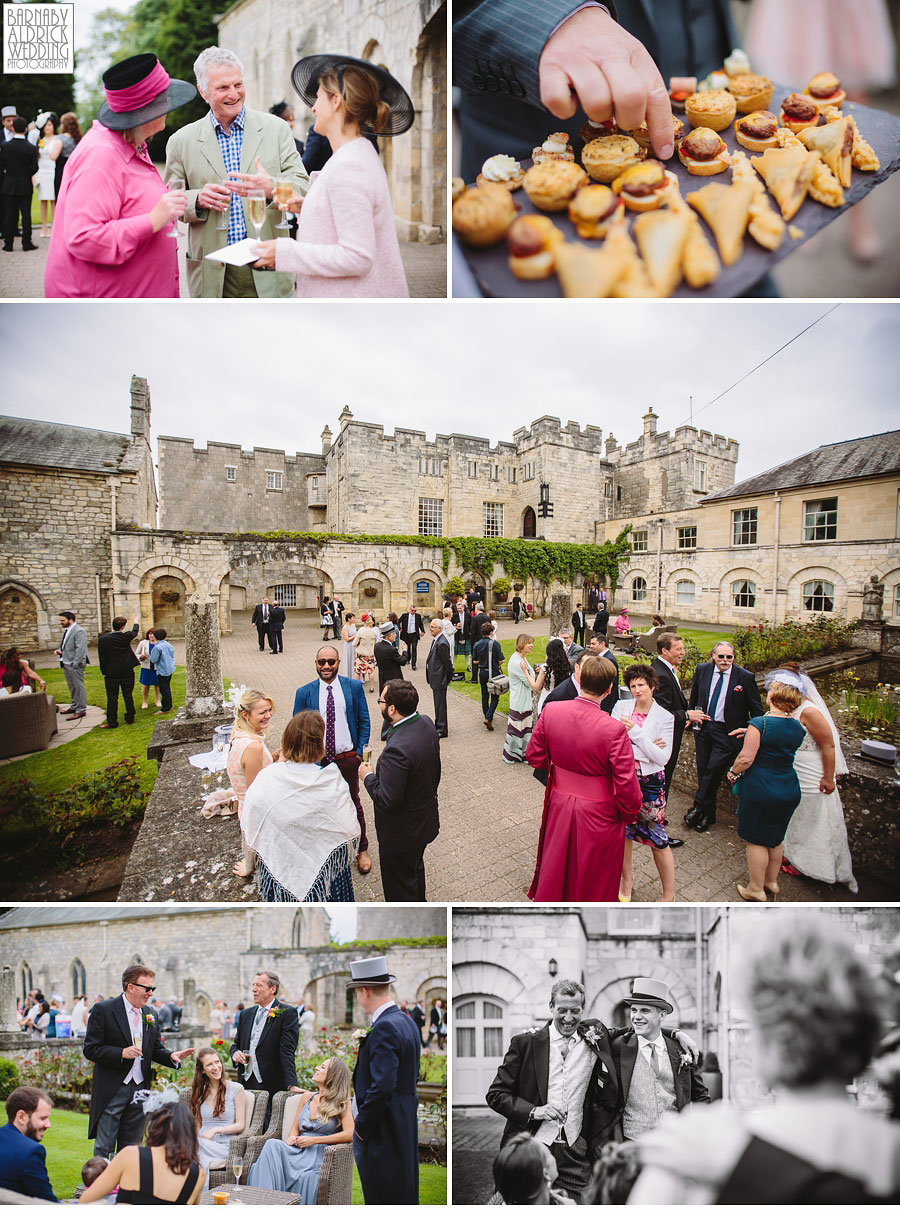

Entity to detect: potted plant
[493,576,512,603]
[444,575,466,600]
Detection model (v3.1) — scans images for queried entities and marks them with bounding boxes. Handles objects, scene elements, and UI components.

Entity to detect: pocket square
[734,685,743,692]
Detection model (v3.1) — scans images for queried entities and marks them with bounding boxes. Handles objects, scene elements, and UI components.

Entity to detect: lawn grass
[0,665,186,796]
[43,1108,446,1203]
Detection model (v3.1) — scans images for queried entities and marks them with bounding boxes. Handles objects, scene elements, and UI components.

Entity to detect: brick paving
[217,612,872,904]
[451,1113,504,1205]
[0,226,446,298]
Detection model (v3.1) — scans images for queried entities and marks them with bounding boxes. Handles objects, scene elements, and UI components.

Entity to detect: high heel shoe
[764,882,779,899]
[737,884,767,903]
[617,892,631,903]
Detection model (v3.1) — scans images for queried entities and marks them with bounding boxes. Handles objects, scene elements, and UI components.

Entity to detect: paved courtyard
[210,612,869,904]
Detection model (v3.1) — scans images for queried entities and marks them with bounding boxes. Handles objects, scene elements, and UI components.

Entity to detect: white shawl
[241,761,360,900]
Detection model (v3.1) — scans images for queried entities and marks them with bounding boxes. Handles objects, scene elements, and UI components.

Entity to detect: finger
[539,63,577,120]
[599,52,647,133]
[632,51,674,158]
[567,63,612,124]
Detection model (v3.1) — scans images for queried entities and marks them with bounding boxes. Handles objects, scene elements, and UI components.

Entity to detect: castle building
[0,905,447,1031]
[215,0,446,245]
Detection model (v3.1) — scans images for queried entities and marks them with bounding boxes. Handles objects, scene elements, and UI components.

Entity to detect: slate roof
[0,906,252,929]
[705,430,900,502]
[0,415,132,474]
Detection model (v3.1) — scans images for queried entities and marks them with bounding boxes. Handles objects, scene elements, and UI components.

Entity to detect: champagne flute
[232,1156,244,1183]
[215,180,232,233]
[200,769,212,804]
[247,188,267,242]
[273,177,292,229]
[167,177,185,238]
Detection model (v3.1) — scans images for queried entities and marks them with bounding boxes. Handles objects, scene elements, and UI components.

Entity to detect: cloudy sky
[2,301,896,485]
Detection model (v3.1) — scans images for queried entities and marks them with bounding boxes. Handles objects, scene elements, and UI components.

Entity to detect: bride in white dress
[768,665,857,893]
[190,1047,246,1189]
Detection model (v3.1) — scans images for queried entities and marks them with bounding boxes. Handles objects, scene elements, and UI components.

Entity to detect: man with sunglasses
[685,641,763,833]
[83,965,193,1157]
[292,645,373,873]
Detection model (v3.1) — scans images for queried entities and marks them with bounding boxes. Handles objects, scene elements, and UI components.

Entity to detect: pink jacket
[44,121,178,298]
[274,137,408,298]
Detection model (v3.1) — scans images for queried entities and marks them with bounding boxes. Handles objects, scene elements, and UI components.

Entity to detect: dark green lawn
[0,665,186,796]
[43,1108,446,1203]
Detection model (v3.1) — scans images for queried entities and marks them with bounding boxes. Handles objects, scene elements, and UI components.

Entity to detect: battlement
[512,415,606,452]
[158,436,324,464]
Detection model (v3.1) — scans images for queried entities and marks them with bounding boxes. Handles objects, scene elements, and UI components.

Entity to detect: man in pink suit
[527,654,642,902]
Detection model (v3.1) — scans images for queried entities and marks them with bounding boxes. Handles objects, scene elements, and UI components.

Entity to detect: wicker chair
[0,687,58,758]
[179,1086,269,1189]
[241,1090,354,1204]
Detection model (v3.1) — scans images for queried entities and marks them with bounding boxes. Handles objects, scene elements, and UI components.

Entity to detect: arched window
[631,577,648,602]
[676,580,696,605]
[292,912,303,949]
[19,963,33,1006]
[522,507,536,538]
[732,580,756,608]
[71,959,86,1000]
[802,580,835,612]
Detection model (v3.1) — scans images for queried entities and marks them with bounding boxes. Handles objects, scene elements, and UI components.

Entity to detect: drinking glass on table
[232,1156,244,1182]
[200,769,212,802]
[166,177,185,238]
[247,189,267,242]
[215,180,232,233]
[274,177,293,230]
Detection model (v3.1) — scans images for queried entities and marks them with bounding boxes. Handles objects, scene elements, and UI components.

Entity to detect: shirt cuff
[549,2,610,39]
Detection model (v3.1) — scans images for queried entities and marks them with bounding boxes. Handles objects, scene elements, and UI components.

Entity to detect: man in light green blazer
[165,46,309,298]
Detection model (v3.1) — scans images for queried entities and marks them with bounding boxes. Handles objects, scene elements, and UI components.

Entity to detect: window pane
[677,527,697,549]
[802,580,835,612]
[732,580,756,608]
[676,580,695,605]
[483,1002,503,1019]
[484,1027,504,1057]
[271,584,297,608]
[732,508,757,545]
[483,502,503,537]
[456,1027,476,1058]
[632,577,647,602]
[456,1002,475,1020]
[418,497,443,537]
[804,498,838,541]
[632,531,648,552]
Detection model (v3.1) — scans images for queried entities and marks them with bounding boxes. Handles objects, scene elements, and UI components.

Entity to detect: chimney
[642,407,657,437]
[321,425,333,454]
[338,406,354,430]
[605,433,618,454]
[130,375,151,441]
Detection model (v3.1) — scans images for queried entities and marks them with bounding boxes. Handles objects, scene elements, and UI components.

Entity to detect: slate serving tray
[456,93,900,298]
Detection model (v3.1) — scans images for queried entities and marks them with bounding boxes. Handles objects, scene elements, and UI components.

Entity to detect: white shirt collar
[371,1000,395,1024]
[659,656,677,675]
[637,1032,664,1052]
[548,1023,581,1047]
[258,998,276,1013]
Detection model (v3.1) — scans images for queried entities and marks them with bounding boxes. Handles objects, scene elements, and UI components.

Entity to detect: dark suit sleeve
[690,1068,711,1104]
[97,635,108,676]
[83,1003,128,1071]
[485,1034,536,1129]
[363,741,411,813]
[292,687,304,716]
[354,1028,401,1140]
[22,1144,58,1202]
[742,670,764,719]
[656,663,690,728]
[149,1015,178,1069]
[280,1007,299,1089]
[687,666,703,713]
[440,640,453,679]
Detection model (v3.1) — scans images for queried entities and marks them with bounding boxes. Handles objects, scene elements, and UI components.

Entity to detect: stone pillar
[181,978,196,1033]
[182,595,225,719]
[0,966,18,1034]
[550,592,571,638]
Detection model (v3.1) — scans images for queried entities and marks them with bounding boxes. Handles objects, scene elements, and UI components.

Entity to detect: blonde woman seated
[227,689,277,879]
[241,711,360,902]
[248,1057,354,1201]
[189,1047,245,1189]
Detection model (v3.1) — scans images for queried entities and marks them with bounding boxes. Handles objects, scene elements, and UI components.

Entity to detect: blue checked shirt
[211,106,247,244]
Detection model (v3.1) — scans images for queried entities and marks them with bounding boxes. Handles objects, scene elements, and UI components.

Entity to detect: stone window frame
[801,579,835,613]
[617,485,623,502]
[732,507,758,546]
[489,464,500,482]
[632,530,649,553]
[677,526,697,549]
[418,496,444,536]
[895,583,900,619]
[604,479,612,497]
[695,461,708,492]
[507,466,517,484]
[732,579,757,608]
[467,460,477,478]
[522,461,536,482]
[631,576,648,602]
[225,465,237,483]
[803,497,838,542]
[265,469,283,491]
[418,456,444,477]
[676,579,696,605]
[270,584,297,607]
[607,907,661,934]
[483,501,503,538]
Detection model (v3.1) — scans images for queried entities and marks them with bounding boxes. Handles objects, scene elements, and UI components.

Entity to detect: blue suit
[0,1121,58,1201]
[291,676,370,756]
[353,1003,422,1205]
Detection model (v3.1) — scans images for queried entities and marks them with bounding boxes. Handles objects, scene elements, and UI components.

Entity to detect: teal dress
[737,715,806,847]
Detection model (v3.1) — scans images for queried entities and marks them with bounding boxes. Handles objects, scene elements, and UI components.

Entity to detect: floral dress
[623,710,671,850]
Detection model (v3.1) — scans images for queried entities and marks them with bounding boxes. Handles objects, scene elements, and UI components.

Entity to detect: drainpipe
[695,910,703,1052]
[656,519,664,614]
[722,907,731,1100]
[110,478,117,531]
[95,573,103,636]
[772,492,781,625]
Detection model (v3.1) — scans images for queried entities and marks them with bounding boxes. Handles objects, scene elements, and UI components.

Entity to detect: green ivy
[323,936,447,951]
[235,530,632,588]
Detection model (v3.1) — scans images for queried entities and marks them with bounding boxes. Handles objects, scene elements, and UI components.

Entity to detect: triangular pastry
[798,119,852,187]
[823,105,880,171]
[553,233,633,298]
[686,180,754,265]
[632,210,691,296]
[751,146,819,220]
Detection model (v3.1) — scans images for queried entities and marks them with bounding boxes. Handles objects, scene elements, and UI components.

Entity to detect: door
[454,995,506,1105]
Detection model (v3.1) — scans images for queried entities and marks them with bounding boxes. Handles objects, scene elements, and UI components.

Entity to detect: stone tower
[356,908,447,940]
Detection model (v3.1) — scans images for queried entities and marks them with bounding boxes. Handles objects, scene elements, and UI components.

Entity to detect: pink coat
[44,121,178,298]
[274,137,408,298]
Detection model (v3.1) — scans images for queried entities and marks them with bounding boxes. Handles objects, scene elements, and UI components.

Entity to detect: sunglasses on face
[131,983,156,993]
[316,659,338,666]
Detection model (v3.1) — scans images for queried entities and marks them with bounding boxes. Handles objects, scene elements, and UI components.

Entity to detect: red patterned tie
[325,685,336,763]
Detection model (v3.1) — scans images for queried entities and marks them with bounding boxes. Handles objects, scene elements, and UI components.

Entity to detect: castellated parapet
[158,437,326,533]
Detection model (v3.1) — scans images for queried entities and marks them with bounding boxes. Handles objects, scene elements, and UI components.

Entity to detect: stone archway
[0,582,40,649]
[152,574,187,637]
[352,568,391,614]
[361,40,394,196]
[409,4,447,239]
[408,569,442,613]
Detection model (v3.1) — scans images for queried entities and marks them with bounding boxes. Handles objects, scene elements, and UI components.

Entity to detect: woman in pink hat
[45,53,195,297]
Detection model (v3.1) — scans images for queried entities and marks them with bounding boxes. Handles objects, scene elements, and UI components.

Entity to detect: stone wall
[158,436,325,533]
[215,0,447,242]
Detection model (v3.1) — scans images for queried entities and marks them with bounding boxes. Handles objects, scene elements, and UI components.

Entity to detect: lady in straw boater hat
[251,54,414,297]
[45,53,195,297]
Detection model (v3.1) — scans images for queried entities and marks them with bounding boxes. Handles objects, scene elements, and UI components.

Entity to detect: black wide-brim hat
[291,53,414,137]
[98,53,196,132]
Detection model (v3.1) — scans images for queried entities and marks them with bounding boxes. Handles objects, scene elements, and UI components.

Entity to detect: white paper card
[205,237,262,266]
